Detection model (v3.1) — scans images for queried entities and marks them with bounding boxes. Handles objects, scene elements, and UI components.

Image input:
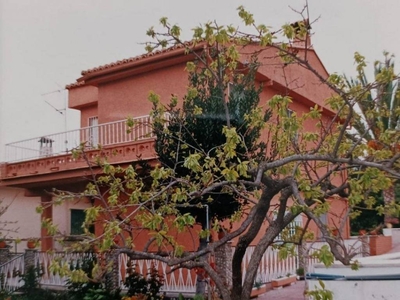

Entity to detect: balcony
[0,116,157,188]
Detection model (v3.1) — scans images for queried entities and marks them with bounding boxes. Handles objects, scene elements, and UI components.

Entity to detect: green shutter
[70,209,85,235]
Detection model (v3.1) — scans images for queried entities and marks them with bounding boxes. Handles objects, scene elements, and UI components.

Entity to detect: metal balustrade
[5,116,153,163]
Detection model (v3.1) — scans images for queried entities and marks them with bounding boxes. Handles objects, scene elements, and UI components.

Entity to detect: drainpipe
[204,204,210,243]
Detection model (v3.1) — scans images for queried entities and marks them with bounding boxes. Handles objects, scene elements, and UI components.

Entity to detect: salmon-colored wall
[75,46,336,123]
[240,45,334,112]
[369,235,392,255]
[69,85,98,109]
[80,105,98,128]
[130,220,201,253]
[306,198,350,239]
[221,196,350,248]
[92,197,201,252]
[96,63,189,124]
[75,46,335,128]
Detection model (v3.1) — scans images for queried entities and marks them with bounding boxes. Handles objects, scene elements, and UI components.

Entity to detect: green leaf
[221,168,239,181]
[315,245,335,267]
[183,153,202,172]
[159,17,168,27]
[319,279,325,289]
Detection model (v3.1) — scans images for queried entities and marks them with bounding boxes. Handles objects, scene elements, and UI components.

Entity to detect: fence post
[360,235,370,257]
[105,250,119,292]
[24,249,37,270]
[0,248,10,265]
[214,241,232,288]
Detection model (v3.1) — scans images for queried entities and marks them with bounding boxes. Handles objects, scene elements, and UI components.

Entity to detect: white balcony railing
[5,116,153,163]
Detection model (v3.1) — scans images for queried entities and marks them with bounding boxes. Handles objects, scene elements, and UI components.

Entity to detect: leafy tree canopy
[346,52,400,228]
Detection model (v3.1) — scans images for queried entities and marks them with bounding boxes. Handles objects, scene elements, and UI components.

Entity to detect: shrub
[124,261,164,300]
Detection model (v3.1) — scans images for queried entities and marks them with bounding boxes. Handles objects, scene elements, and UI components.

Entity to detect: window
[88,116,99,147]
[70,209,94,235]
[70,209,85,235]
[274,213,303,243]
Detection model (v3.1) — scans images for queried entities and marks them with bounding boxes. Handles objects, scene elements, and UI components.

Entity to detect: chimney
[291,19,312,49]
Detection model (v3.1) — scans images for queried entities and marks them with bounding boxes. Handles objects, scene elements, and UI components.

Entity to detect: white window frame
[274,213,303,243]
[88,116,99,147]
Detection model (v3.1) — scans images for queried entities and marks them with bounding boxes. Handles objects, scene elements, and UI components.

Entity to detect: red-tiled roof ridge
[66,37,319,90]
[65,81,85,89]
[81,41,195,76]
[66,41,197,89]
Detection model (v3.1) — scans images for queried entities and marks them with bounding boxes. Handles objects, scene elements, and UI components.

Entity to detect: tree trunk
[239,211,296,300]
[298,240,306,273]
[214,242,232,291]
[195,237,208,296]
[230,194,272,300]
[231,180,290,300]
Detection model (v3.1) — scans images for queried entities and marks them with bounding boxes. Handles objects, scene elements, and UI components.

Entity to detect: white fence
[35,251,96,287]
[117,240,360,289]
[5,116,153,162]
[118,254,197,295]
[118,245,300,292]
[242,238,366,284]
[0,238,368,293]
[0,254,24,291]
[242,245,298,284]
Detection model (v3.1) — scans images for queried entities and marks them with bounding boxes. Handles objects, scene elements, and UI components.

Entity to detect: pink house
[0,40,350,251]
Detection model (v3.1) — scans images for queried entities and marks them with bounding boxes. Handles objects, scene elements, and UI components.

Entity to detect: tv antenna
[41,88,66,115]
[41,85,68,130]
[41,86,69,152]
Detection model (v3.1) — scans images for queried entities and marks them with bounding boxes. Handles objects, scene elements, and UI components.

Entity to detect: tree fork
[231,179,282,298]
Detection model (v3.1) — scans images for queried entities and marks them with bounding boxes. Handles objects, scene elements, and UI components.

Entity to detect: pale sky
[1,0,399,161]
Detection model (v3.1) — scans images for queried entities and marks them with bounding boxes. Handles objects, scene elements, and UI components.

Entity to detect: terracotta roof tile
[67,40,313,89]
[66,42,198,89]
[65,81,85,89]
[66,42,196,89]
[80,42,193,76]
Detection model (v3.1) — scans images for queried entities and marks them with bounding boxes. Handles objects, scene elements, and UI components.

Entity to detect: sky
[1,0,400,161]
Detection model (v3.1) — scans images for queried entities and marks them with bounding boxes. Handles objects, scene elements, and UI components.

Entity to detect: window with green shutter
[70,209,86,235]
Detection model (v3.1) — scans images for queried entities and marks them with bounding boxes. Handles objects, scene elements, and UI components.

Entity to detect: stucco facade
[0,187,91,252]
[0,187,40,252]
